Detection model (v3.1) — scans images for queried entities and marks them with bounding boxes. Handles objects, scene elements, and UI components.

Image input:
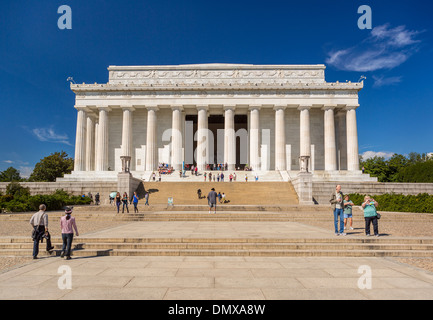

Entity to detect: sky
[0,0,432,177]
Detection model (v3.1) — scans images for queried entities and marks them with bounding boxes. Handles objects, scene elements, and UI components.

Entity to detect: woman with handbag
[60,206,79,260]
[362,196,380,237]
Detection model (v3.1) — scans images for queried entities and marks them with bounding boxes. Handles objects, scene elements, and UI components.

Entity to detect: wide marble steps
[1,237,432,258]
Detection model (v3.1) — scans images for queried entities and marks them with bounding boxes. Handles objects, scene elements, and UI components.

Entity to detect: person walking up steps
[29,204,54,259]
[60,206,79,260]
[122,192,129,213]
[115,192,121,213]
[144,191,150,206]
[207,188,218,214]
[132,192,139,213]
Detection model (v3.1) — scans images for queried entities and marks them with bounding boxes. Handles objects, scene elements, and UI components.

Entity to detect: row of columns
[74,105,360,173]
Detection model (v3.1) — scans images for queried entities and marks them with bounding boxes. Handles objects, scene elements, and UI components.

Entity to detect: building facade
[67,63,366,182]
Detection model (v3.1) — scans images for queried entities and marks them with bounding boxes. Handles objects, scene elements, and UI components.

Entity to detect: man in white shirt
[30,204,54,259]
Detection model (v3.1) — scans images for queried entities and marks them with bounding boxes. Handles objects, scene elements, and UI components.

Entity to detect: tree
[0,167,22,182]
[397,160,433,183]
[360,156,392,182]
[29,151,74,182]
[387,154,409,182]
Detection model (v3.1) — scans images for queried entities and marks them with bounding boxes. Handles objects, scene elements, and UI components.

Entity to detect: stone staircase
[1,208,433,258]
[147,170,284,182]
[125,181,299,206]
[1,237,432,258]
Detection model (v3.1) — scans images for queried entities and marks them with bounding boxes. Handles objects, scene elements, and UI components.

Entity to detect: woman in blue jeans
[60,207,79,260]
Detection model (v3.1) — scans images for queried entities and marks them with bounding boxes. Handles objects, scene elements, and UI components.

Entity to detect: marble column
[299,105,311,171]
[171,106,183,171]
[299,106,311,157]
[95,107,109,171]
[196,106,209,171]
[74,107,87,172]
[249,106,260,171]
[224,106,236,171]
[323,105,337,171]
[274,106,286,171]
[145,107,158,171]
[346,105,360,171]
[121,106,134,158]
[94,122,99,170]
[85,114,95,171]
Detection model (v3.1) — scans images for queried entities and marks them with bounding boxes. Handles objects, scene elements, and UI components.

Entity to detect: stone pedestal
[295,172,313,205]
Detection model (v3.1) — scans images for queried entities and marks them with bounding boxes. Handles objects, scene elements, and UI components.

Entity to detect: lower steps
[1,237,432,258]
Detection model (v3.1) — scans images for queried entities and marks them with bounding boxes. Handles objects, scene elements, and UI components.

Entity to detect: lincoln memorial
[63,63,375,189]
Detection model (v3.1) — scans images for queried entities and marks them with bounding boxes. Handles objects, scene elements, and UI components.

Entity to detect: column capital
[223,105,236,111]
[248,104,262,111]
[321,105,337,111]
[121,105,136,111]
[344,104,360,111]
[273,104,287,111]
[171,105,184,111]
[145,105,160,112]
[96,105,112,112]
[196,105,209,111]
[298,104,312,111]
[74,105,89,112]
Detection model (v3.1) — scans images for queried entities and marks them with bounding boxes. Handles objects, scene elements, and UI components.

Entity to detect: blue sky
[0,0,432,177]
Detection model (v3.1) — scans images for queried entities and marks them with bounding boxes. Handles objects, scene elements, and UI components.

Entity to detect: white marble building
[65,63,373,183]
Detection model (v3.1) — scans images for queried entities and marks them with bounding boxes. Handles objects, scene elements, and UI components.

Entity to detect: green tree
[29,151,74,182]
[387,154,409,182]
[0,167,22,182]
[397,160,433,183]
[361,156,392,182]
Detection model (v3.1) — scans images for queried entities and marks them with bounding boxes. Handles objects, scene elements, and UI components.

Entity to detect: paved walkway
[1,221,433,300]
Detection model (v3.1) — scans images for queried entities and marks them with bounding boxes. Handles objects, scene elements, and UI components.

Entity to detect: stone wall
[0,181,118,205]
[313,181,433,205]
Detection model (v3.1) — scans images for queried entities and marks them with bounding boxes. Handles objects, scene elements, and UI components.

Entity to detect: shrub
[348,193,433,214]
[1,184,91,212]
[6,182,30,197]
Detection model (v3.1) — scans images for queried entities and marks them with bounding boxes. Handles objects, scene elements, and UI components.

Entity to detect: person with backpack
[29,204,54,259]
[60,206,79,260]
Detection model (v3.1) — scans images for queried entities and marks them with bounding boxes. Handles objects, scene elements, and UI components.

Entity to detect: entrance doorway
[184,114,248,169]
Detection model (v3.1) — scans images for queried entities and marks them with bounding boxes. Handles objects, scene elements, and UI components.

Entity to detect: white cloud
[3,160,14,164]
[326,24,422,72]
[32,128,72,146]
[18,166,33,178]
[362,151,395,160]
[372,75,402,88]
